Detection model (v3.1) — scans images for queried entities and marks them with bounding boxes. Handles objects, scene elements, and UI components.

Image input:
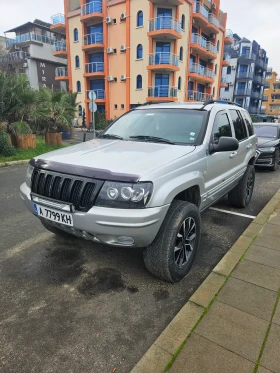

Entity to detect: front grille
[31,168,103,212]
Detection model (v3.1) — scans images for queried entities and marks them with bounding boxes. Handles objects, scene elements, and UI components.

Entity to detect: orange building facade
[263,69,280,117]
[51,0,229,124]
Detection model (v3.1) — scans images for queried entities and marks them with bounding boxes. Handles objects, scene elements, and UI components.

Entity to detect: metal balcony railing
[86,89,105,100]
[260,106,266,114]
[221,77,228,83]
[55,67,68,77]
[6,32,55,47]
[251,91,261,99]
[249,106,260,114]
[255,58,264,68]
[148,53,179,66]
[226,29,233,39]
[190,63,215,79]
[263,95,268,101]
[0,51,30,63]
[148,86,178,98]
[234,88,252,96]
[223,53,231,63]
[239,52,256,61]
[84,62,104,74]
[148,17,181,33]
[83,33,103,45]
[208,14,220,28]
[187,90,213,102]
[53,41,66,52]
[51,13,65,25]
[253,75,264,84]
[191,34,217,54]
[193,2,209,20]
[81,1,102,16]
[236,71,254,79]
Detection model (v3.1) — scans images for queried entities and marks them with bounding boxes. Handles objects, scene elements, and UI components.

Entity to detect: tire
[271,149,279,171]
[143,200,201,283]
[40,219,76,239]
[228,165,255,208]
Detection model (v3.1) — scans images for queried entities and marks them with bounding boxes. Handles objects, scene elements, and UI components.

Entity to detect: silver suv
[20,101,257,282]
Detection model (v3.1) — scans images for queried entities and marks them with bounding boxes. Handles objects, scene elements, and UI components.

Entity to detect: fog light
[115,236,135,245]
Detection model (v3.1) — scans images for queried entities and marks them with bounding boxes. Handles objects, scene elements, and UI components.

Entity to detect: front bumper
[20,182,169,248]
[255,151,275,167]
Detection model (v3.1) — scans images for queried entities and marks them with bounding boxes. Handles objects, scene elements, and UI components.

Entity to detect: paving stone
[243,222,263,238]
[154,301,204,355]
[254,235,280,252]
[261,323,280,373]
[267,213,280,226]
[262,198,280,215]
[169,333,255,373]
[190,272,226,308]
[257,367,274,373]
[273,302,280,326]
[232,260,280,292]
[213,251,241,277]
[217,277,277,321]
[246,245,280,270]
[229,235,254,256]
[130,343,172,373]
[254,212,270,225]
[258,223,280,238]
[196,301,268,362]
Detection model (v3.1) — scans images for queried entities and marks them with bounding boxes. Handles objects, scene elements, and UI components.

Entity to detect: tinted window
[254,125,278,138]
[229,110,248,141]
[242,111,254,136]
[212,111,232,144]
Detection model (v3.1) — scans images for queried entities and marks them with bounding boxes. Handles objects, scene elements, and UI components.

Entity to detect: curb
[0,159,30,168]
[130,189,280,373]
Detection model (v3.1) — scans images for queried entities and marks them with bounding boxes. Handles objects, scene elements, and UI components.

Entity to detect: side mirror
[210,137,239,154]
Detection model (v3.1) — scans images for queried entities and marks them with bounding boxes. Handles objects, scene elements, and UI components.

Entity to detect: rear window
[254,125,278,138]
[242,111,254,136]
[229,109,248,141]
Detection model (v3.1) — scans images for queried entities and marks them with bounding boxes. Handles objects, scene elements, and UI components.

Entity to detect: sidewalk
[132,189,280,373]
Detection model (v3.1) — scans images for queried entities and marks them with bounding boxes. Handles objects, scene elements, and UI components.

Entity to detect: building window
[77,81,81,92]
[114,104,118,109]
[217,40,220,52]
[121,104,125,109]
[136,44,143,59]
[137,11,143,27]
[78,105,82,117]
[75,55,80,68]
[227,66,232,74]
[74,28,78,42]
[215,64,217,75]
[136,74,142,89]
[181,15,185,30]
[179,47,183,61]
[178,77,182,90]
[225,84,230,92]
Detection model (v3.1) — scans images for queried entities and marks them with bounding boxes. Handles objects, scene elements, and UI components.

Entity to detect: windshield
[101,109,208,145]
[253,125,278,138]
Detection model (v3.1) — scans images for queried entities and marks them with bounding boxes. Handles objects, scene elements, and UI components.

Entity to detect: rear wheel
[228,165,255,208]
[143,200,201,283]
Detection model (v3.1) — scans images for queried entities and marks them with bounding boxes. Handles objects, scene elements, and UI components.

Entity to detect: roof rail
[139,101,175,107]
[200,100,243,110]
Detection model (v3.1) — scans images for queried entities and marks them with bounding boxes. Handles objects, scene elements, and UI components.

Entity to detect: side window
[242,111,254,137]
[212,111,232,145]
[229,109,248,141]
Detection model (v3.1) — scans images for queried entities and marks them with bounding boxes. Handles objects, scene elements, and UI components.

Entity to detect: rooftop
[5,19,51,33]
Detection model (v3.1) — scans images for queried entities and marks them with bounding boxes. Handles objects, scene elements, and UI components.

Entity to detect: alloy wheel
[174,217,196,269]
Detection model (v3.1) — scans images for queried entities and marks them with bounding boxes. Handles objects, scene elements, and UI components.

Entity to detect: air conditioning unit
[107,76,115,82]
[210,34,216,40]
[106,47,114,54]
[232,66,236,70]
[22,63,28,68]
[120,44,127,52]
[120,12,126,21]
[120,74,126,81]
[211,3,217,10]
[106,16,113,24]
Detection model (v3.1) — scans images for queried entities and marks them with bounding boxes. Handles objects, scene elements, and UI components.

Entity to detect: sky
[0,0,279,70]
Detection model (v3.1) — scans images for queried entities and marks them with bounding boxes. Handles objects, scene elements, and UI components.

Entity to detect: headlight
[96,181,153,209]
[258,147,275,153]
[26,164,34,188]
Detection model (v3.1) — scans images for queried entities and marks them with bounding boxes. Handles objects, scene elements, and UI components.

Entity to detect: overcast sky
[0,0,279,69]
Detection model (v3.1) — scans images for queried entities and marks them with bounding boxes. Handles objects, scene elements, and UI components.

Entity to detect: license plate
[33,204,73,226]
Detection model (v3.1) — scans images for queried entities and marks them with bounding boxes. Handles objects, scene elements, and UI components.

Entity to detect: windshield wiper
[99,134,123,140]
[129,135,175,145]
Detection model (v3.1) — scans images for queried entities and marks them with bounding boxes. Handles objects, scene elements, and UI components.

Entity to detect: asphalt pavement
[0,164,280,373]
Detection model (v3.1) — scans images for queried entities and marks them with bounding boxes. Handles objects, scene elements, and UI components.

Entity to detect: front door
[155,42,170,64]
[157,8,172,30]
[155,74,169,97]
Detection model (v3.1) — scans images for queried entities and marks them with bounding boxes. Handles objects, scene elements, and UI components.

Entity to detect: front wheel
[228,165,255,208]
[143,200,201,283]
[271,149,279,171]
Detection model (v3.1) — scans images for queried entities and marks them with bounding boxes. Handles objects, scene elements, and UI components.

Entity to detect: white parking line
[209,207,256,219]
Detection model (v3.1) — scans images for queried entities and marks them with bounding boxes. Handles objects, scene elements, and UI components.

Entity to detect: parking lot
[0,164,280,373]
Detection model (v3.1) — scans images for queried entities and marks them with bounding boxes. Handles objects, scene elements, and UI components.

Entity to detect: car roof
[135,102,245,112]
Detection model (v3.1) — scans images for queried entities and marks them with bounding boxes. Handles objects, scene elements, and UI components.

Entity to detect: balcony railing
[208,14,220,28]
[226,29,233,39]
[239,52,256,61]
[260,106,266,114]
[251,91,262,99]
[148,53,179,66]
[53,41,66,52]
[249,106,260,114]
[223,53,231,63]
[221,77,228,84]
[83,33,103,45]
[0,51,30,63]
[264,83,270,89]
[84,62,104,73]
[255,58,264,68]
[148,86,178,98]
[7,32,55,47]
[81,1,102,16]
[148,17,181,33]
[234,88,252,96]
[263,62,268,71]
[267,67,273,73]
[191,34,217,54]
[86,89,105,100]
[55,67,68,77]
[236,71,254,79]
[190,63,215,79]
[263,95,268,101]
[187,90,213,102]
[193,2,209,20]
[253,75,264,84]
[51,13,65,25]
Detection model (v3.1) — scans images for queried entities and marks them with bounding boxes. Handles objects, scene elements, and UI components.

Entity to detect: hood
[257,137,280,148]
[33,139,195,181]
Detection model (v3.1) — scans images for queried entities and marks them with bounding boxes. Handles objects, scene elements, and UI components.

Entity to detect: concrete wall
[212,29,223,99]
[220,57,237,101]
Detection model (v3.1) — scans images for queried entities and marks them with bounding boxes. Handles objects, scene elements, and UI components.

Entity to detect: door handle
[230,151,238,158]
[246,144,252,149]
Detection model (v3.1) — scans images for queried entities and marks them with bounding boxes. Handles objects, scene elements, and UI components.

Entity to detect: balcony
[85,89,105,101]
[253,75,264,85]
[148,17,182,39]
[222,53,231,66]
[148,0,184,4]
[255,58,264,69]
[251,91,262,100]
[81,1,103,23]
[148,53,179,71]
[0,51,30,64]
[191,34,217,59]
[260,106,266,114]
[249,106,260,114]
[50,14,65,34]
[263,95,268,102]
[234,88,252,97]
[6,32,55,48]
[53,41,67,57]
[193,2,209,28]
[238,52,256,63]
[189,63,215,83]
[55,67,68,80]
[205,14,220,34]
[82,33,104,51]
[264,83,270,89]
[147,86,178,102]
[187,90,213,102]
[220,77,228,87]
[84,62,105,78]
[225,29,233,45]
[236,71,254,80]
[267,67,273,74]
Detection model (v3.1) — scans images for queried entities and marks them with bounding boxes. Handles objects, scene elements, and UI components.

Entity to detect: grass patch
[0,136,65,163]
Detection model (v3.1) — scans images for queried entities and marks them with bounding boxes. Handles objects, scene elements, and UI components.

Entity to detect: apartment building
[220,34,268,115]
[52,0,229,124]
[262,68,280,116]
[1,20,67,90]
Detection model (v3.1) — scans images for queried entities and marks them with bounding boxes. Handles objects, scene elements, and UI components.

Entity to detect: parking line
[209,207,256,219]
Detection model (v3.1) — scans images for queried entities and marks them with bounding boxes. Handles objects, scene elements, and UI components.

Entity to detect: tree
[82,108,86,128]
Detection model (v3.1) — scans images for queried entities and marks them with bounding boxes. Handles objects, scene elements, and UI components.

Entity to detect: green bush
[0,131,16,157]
[9,121,32,136]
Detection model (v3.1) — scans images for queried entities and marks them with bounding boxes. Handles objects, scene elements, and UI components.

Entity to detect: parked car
[20,101,257,282]
[253,122,280,171]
